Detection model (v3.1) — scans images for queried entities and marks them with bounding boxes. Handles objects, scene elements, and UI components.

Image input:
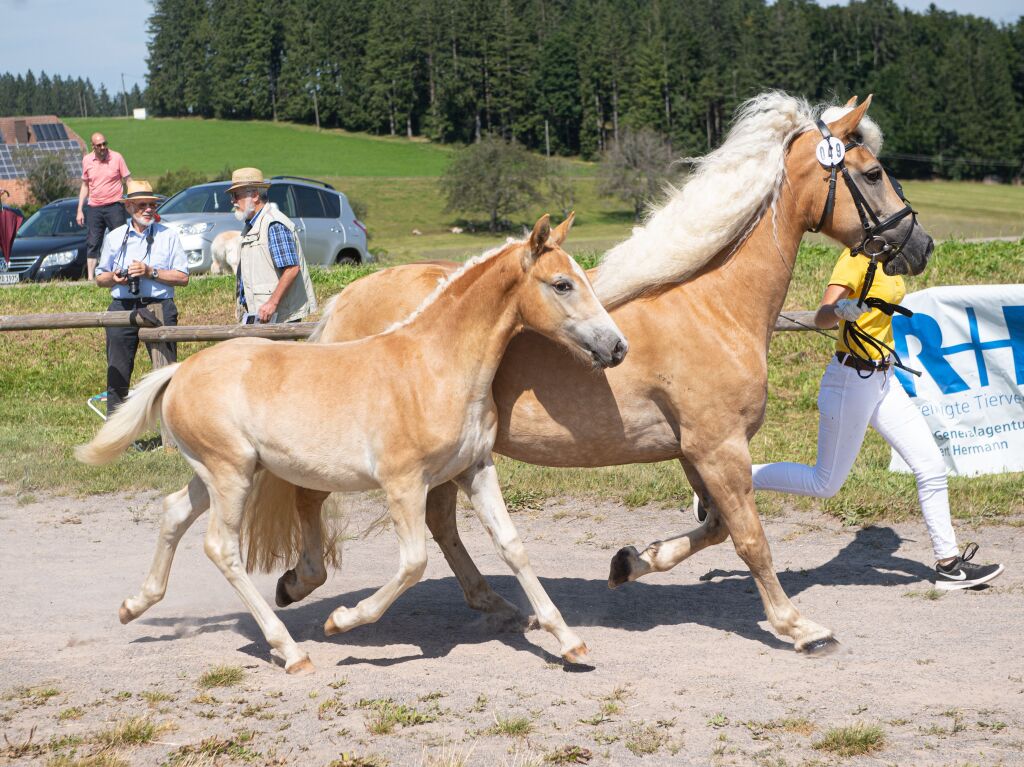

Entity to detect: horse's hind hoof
[285,656,315,675]
[798,636,840,656]
[275,570,298,608]
[608,546,640,588]
[118,603,135,624]
[562,642,590,665]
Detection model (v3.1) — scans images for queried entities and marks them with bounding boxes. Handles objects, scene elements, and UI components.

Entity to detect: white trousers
[752,358,959,561]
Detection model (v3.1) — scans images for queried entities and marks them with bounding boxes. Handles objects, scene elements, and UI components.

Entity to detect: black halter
[809,118,917,260]
[808,118,921,378]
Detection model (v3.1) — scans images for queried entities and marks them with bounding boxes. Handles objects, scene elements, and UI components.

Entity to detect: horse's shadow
[133,525,933,665]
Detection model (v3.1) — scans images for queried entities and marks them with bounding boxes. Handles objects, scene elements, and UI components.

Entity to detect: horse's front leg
[455,460,587,663]
[324,480,429,636]
[426,482,532,627]
[695,439,837,653]
[608,459,729,586]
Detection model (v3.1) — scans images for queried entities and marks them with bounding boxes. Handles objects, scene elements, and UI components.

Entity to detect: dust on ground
[1,487,1022,766]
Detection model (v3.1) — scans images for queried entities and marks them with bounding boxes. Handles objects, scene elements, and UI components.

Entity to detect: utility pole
[120,73,129,116]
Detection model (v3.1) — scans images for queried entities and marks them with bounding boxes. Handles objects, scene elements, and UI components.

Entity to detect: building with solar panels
[0,116,86,207]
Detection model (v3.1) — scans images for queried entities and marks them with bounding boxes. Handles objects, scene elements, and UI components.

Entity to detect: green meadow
[1,241,1021,524]
[66,117,1024,264]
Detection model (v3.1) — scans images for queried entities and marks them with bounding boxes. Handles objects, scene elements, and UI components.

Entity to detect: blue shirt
[236,206,300,310]
[97,221,188,299]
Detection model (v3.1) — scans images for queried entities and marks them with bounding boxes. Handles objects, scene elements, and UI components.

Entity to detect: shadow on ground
[132,525,934,665]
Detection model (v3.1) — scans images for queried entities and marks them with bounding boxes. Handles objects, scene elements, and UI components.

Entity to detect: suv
[157,176,369,274]
[3,198,87,283]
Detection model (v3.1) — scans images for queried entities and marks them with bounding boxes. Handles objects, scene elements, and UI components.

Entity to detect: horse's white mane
[592,91,883,308]
[308,237,521,342]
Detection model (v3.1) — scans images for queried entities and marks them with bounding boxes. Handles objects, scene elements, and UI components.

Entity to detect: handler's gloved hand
[833,298,869,322]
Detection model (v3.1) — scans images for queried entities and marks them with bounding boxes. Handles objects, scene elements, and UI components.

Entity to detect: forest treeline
[4,0,1023,180]
[0,72,145,120]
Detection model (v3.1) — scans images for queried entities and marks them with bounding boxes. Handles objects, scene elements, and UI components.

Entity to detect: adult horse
[76,215,627,672]
[252,92,934,653]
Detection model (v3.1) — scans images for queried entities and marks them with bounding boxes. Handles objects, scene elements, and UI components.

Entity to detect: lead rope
[841,254,922,378]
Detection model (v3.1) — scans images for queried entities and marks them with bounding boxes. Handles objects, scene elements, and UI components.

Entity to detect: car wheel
[336,253,360,266]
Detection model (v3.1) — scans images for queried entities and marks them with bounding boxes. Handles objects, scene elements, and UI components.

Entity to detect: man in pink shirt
[77,133,131,280]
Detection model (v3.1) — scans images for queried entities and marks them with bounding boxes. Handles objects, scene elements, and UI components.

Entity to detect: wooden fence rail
[1,312,821,338]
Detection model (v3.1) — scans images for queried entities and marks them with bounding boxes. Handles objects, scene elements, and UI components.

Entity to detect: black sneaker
[692,491,708,525]
[933,543,1004,591]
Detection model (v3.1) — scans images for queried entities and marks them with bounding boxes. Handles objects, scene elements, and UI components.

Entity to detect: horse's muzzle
[591,337,629,369]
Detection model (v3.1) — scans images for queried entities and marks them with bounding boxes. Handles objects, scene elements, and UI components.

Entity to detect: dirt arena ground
[1,487,1022,766]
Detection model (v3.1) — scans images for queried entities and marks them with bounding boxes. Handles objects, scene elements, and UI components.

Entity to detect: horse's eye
[553,280,574,294]
[865,169,883,183]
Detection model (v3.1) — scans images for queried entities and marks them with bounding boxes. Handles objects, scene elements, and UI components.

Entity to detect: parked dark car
[2,198,88,284]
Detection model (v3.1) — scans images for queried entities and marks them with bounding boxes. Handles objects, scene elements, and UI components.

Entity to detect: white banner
[889,285,1024,476]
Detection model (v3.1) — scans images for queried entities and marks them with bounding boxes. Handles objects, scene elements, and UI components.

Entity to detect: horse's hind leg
[201,465,312,674]
[456,460,587,664]
[609,459,729,586]
[695,440,836,653]
[426,482,530,627]
[324,480,429,636]
[120,475,209,623]
[276,488,331,607]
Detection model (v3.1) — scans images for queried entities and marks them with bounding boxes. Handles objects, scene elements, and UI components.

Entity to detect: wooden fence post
[145,303,177,450]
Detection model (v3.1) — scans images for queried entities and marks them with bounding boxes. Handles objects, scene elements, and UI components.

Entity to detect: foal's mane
[309,237,523,342]
[592,91,883,309]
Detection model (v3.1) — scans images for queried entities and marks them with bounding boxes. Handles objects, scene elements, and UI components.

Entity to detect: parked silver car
[157,176,369,273]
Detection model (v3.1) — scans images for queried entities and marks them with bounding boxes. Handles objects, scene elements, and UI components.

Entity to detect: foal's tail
[241,470,345,574]
[75,363,181,465]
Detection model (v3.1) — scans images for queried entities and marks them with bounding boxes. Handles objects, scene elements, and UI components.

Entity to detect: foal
[77,215,627,673]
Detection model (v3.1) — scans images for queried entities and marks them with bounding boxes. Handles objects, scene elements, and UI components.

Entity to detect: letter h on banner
[893,305,1024,397]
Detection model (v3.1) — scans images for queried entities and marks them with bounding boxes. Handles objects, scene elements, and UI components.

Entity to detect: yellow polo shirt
[829,249,906,360]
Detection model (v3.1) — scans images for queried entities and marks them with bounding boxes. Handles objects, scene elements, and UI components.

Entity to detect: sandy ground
[1,487,1022,767]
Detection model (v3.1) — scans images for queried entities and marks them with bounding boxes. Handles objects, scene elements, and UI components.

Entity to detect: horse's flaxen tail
[241,469,345,574]
[74,363,181,465]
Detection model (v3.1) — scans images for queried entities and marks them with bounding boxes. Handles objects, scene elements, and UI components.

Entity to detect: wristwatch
[151,267,160,281]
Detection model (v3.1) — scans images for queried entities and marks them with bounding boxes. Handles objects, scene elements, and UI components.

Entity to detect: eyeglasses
[135,202,158,209]
[92,142,108,148]
[230,191,253,201]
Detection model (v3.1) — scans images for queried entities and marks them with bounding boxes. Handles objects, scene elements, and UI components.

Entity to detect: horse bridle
[808,118,917,261]
[808,118,922,378]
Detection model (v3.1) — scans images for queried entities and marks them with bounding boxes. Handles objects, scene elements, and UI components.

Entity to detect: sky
[1,0,1021,95]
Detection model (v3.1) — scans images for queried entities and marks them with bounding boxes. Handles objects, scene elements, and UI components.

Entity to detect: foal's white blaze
[546,256,628,368]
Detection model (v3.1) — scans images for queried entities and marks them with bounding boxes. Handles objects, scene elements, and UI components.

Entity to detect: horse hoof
[608,546,640,588]
[324,616,340,637]
[275,571,297,608]
[285,656,315,675]
[118,603,134,624]
[798,636,840,655]
[562,643,590,665]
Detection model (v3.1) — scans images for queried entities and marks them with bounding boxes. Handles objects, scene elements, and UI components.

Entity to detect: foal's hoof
[118,603,135,625]
[285,655,315,675]
[608,546,640,588]
[562,643,590,665]
[324,615,341,637]
[797,636,840,656]
[275,570,297,608]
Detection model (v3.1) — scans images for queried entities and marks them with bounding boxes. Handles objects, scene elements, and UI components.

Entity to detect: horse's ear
[549,211,575,247]
[845,95,858,107]
[527,214,551,264]
[827,94,873,139]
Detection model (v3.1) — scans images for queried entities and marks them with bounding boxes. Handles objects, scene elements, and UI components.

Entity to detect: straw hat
[121,179,164,203]
[227,167,270,194]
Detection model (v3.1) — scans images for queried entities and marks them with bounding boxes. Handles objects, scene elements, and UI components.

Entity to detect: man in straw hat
[228,167,316,324]
[96,180,189,415]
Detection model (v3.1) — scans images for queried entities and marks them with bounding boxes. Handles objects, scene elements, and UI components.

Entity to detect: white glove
[833,298,869,322]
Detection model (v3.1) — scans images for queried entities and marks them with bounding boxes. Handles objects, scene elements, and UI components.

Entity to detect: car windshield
[160,182,232,214]
[18,204,82,237]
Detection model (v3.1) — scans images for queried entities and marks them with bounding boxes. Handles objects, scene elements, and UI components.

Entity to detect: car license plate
[0,273,19,285]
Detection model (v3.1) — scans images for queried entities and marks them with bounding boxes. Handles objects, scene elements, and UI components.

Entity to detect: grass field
[1,241,1021,526]
[65,117,1024,263]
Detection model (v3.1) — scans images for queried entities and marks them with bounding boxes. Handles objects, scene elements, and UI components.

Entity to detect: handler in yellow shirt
[734,249,1002,590]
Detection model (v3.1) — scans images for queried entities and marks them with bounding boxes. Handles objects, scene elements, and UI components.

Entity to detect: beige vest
[238,204,317,322]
